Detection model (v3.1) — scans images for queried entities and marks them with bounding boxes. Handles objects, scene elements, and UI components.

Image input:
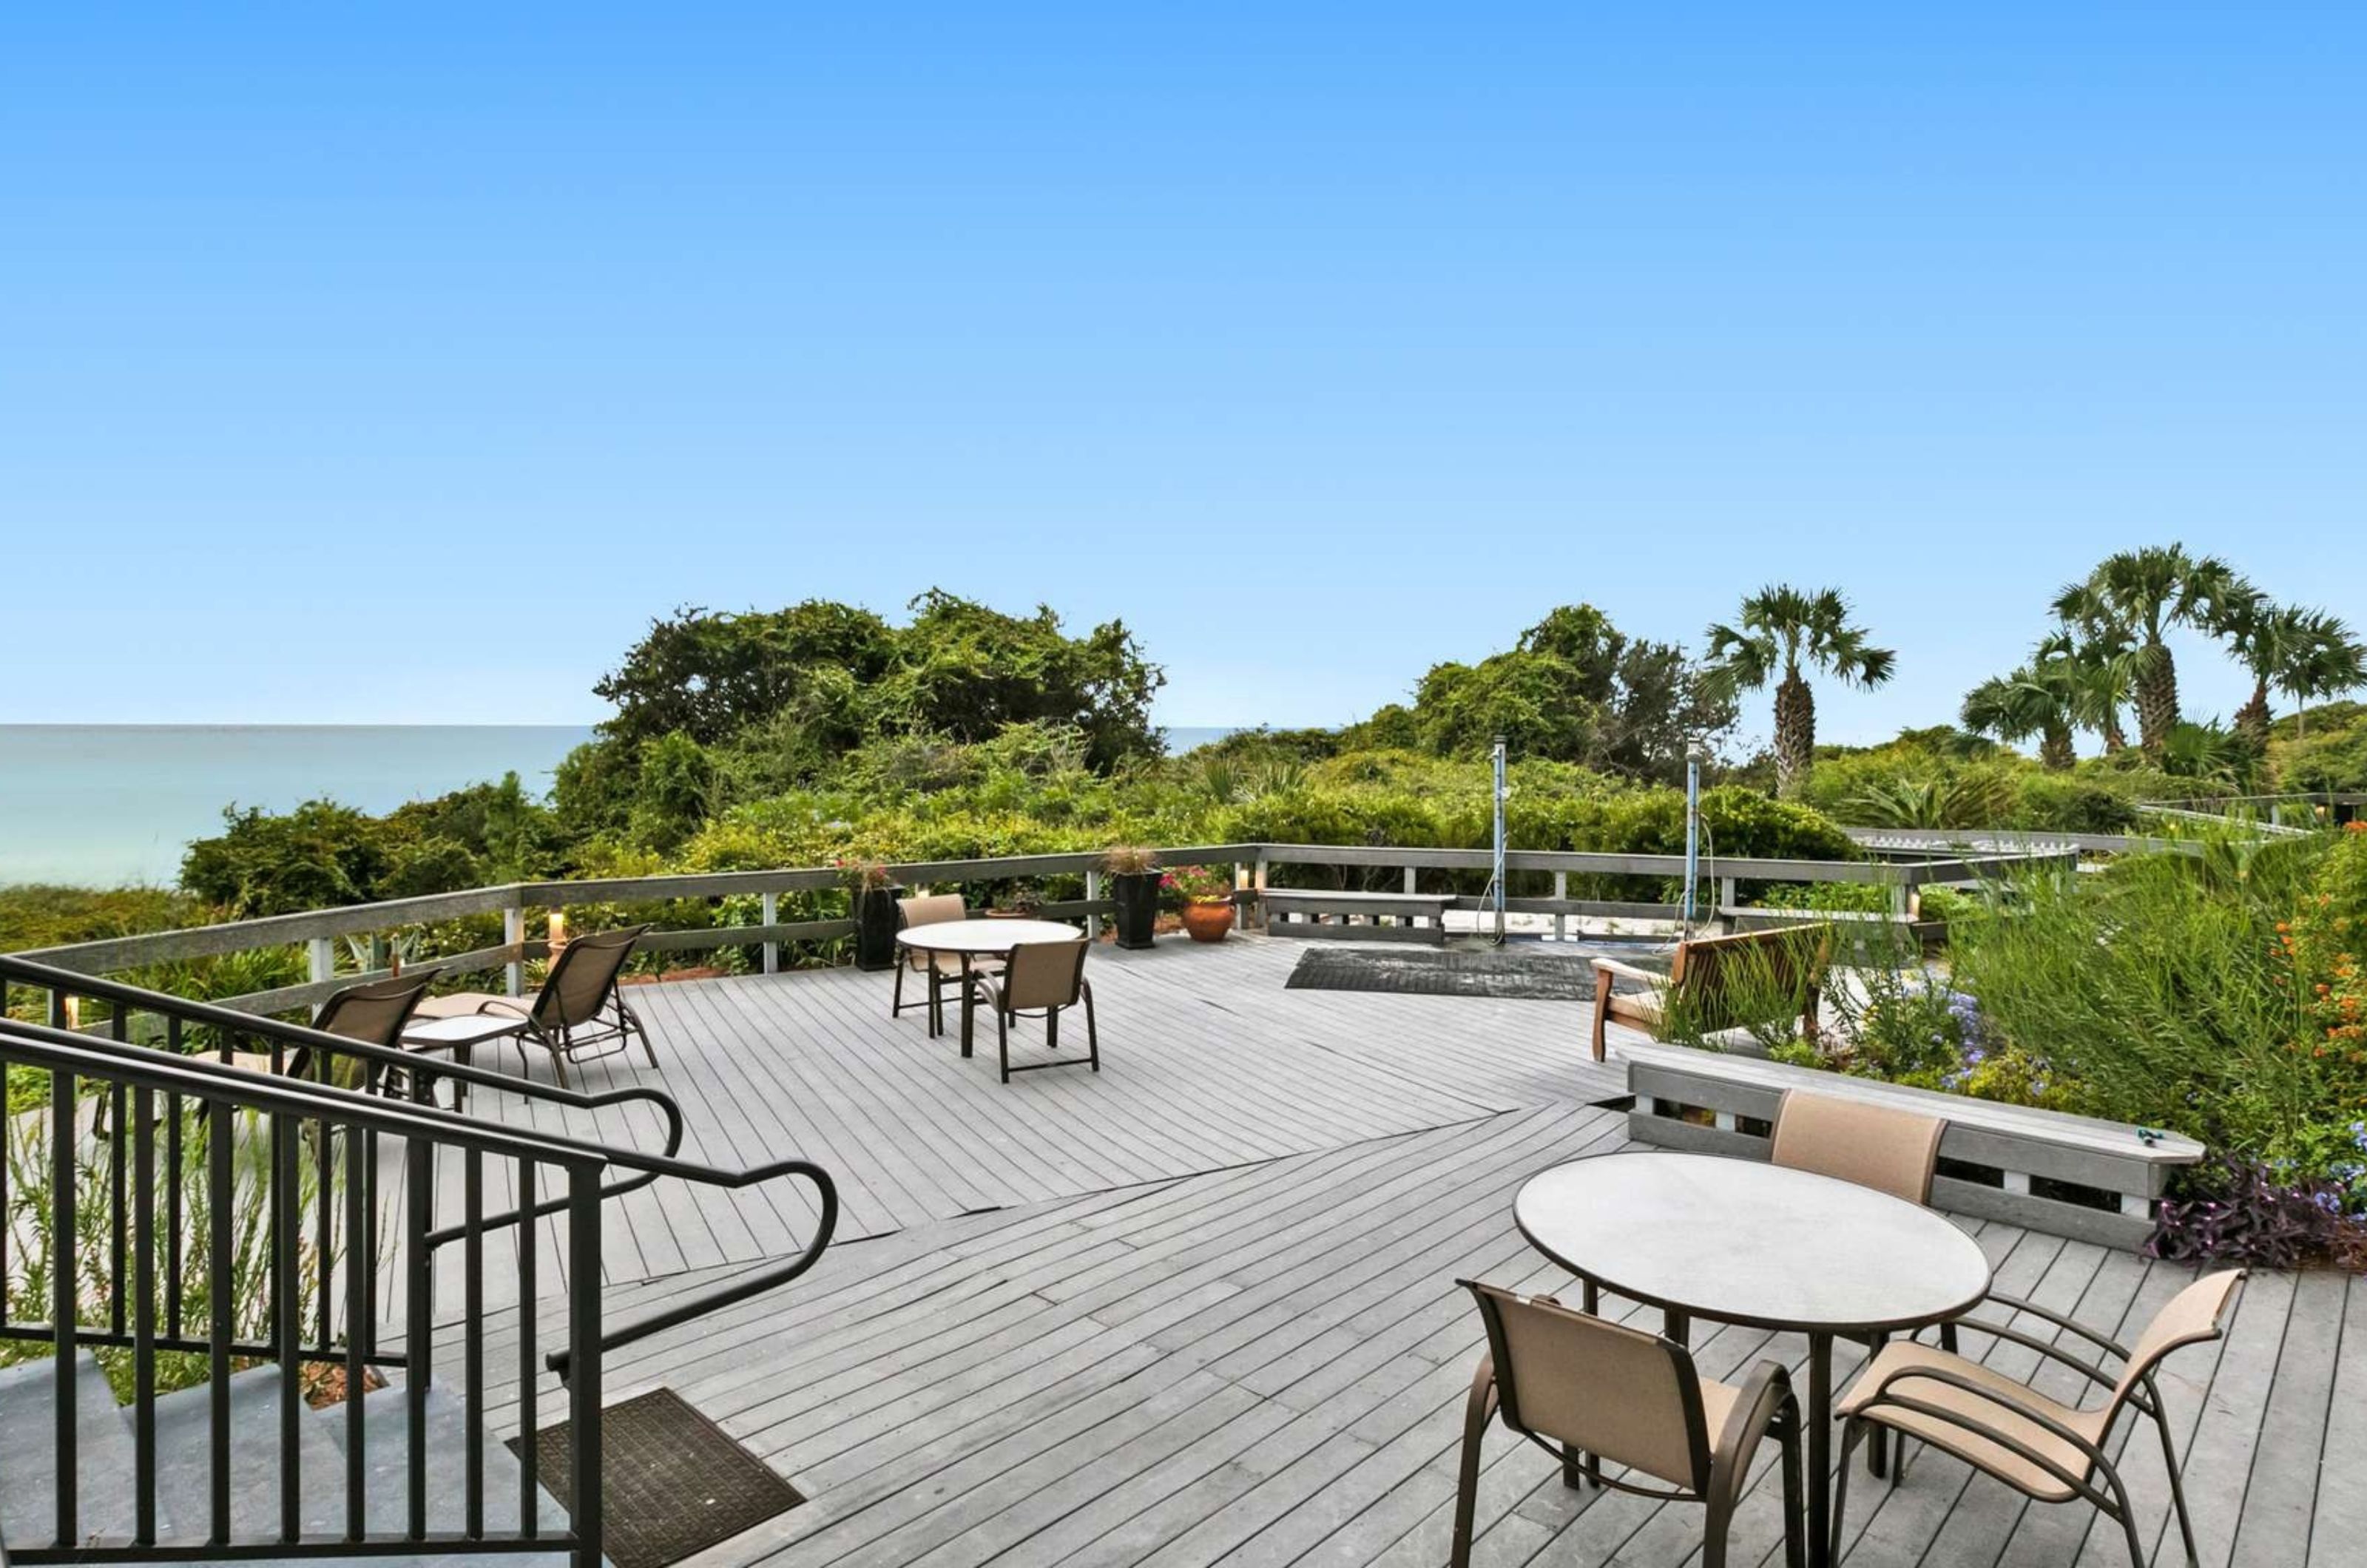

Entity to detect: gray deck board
[406,935,2340,1568]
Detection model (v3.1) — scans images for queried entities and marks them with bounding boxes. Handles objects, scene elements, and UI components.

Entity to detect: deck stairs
[0,1354,576,1568]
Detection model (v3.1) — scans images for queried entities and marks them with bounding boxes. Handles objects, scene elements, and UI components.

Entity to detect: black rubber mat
[1283,944,1667,1001]
[510,1387,803,1568]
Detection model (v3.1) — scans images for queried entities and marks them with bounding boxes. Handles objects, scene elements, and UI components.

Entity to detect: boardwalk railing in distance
[9,842,2075,1016]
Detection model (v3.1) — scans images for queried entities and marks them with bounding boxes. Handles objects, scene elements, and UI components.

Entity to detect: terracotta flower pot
[1181,901,1233,943]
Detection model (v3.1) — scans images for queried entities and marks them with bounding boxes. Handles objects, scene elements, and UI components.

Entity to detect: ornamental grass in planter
[1101,845,1161,949]
[838,858,903,970]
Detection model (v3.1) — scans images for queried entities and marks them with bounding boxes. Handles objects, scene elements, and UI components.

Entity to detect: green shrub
[1948,834,2340,1164]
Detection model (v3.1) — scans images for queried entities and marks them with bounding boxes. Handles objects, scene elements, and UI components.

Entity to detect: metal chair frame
[1831,1278,2241,1567]
[967,940,1098,1084]
[1454,1280,1805,1568]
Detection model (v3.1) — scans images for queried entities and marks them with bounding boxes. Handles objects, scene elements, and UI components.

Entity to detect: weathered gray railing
[1843,825,2187,856]
[11,841,2070,1015]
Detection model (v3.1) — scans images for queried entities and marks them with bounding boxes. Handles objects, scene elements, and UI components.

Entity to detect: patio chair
[230,970,439,1087]
[891,893,975,1029]
[1770,1087,1954,1471]
[966,938,1097,1084]
[410,924,655,1087]
[1771,1088,1944,1205]
[1453,1281,1803,1568]
[1830,1269,2244,1567]
[1590,924,1829,1062]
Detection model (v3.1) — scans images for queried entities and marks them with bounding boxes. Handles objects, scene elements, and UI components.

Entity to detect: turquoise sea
[0,723,1242,889]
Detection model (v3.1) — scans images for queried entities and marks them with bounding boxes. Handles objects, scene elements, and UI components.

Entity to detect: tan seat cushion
[1694,1375,1740,1459]
[905,950,1002,978]
[1839,1340,2104,1500]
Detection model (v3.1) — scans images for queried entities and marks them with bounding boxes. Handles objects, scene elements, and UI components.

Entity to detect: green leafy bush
[1950,832,2364,1182]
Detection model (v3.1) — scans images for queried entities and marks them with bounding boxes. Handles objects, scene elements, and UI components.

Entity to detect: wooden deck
[409,935,1629,1315]
[422,936,2353,1567]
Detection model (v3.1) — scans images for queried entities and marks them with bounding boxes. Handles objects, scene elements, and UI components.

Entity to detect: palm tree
[2272,609,2367,740]
[1962,655,2080,771]
[2037,623,2132,754]
[2221,595,2306,744]
[2050,545,2249,757]
[1703,585,1895,797]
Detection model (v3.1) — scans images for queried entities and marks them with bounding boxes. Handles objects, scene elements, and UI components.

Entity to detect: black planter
[1109,871,1160,950]
[854,885,905,971]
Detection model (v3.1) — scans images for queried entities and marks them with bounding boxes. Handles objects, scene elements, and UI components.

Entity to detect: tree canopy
[1374,604,1735,784]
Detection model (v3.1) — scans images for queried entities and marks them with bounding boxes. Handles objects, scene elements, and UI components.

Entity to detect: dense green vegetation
[8,555,2367,1261]
[1764,825,2367,1239]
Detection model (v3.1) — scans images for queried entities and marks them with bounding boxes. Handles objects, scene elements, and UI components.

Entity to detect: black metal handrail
[0,953,689,1241]
[0,964,840,1568]
[1,962,839,1365]
[0,1024,611,1568]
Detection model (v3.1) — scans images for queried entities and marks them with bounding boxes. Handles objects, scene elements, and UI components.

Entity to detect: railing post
[504,905,526,998]
[1253,851,1270,931]
[274,1115,302,1544]
[1084,869,1101,941]
[307,937,335,1019]
[761,891,780,975]
[1553,871,1568,942]
[1718,876,1738,917]
[1402,866,1417,894]
[1232,862,1246,930]
[51,1067,78,1550]
[567,1164,604,1568]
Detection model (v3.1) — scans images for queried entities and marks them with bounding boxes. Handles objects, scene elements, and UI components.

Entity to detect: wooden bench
[1260,889,1455,945]
[1590,923,1829,1061]
[1618,1041,2206,1250]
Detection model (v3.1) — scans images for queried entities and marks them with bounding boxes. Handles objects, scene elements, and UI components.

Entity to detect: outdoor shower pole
[1682,753,1702,933]
[1491,736,1509,943]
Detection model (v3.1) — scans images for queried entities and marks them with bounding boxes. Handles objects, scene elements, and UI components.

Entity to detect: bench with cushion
[1590,923,1829,1061]
[1620,1041,2206,1249]
[1261,889,1456,945]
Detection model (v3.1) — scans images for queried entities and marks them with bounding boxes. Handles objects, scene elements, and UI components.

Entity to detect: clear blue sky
[4,4,2361,749]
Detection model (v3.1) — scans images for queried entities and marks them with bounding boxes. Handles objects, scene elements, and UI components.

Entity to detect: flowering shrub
[1161,865,1233,905]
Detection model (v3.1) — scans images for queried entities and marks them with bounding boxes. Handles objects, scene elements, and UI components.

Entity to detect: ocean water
[0,726,595,888]
[0,723,1247,889]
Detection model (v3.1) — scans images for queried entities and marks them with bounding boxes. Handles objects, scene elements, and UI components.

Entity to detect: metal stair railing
[0,1024,613,1568]
[1,958,840,1379]
[0,1000,838,1567]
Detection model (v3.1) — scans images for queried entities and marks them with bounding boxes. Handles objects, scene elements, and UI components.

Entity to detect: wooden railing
[10,842,2073,1015]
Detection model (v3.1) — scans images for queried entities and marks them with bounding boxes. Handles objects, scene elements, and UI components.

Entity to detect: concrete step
[307,1379,578,1568]
[0,1351,143,1552]
[148,1365,352,1544]
[1,1358,581,1568]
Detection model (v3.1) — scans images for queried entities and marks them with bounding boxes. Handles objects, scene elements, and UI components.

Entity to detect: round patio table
[1513,1151,1990,1568]
[895,919,1086,1055]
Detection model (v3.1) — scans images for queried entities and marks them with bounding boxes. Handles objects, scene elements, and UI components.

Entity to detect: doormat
[1283,944,1667,1002]
[509,1387,803,1568]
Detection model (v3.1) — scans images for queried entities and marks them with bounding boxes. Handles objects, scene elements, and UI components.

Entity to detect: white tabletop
[894,919,1086,954]
[1514,1151,1990,1334]
[400,1012,534,1049]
